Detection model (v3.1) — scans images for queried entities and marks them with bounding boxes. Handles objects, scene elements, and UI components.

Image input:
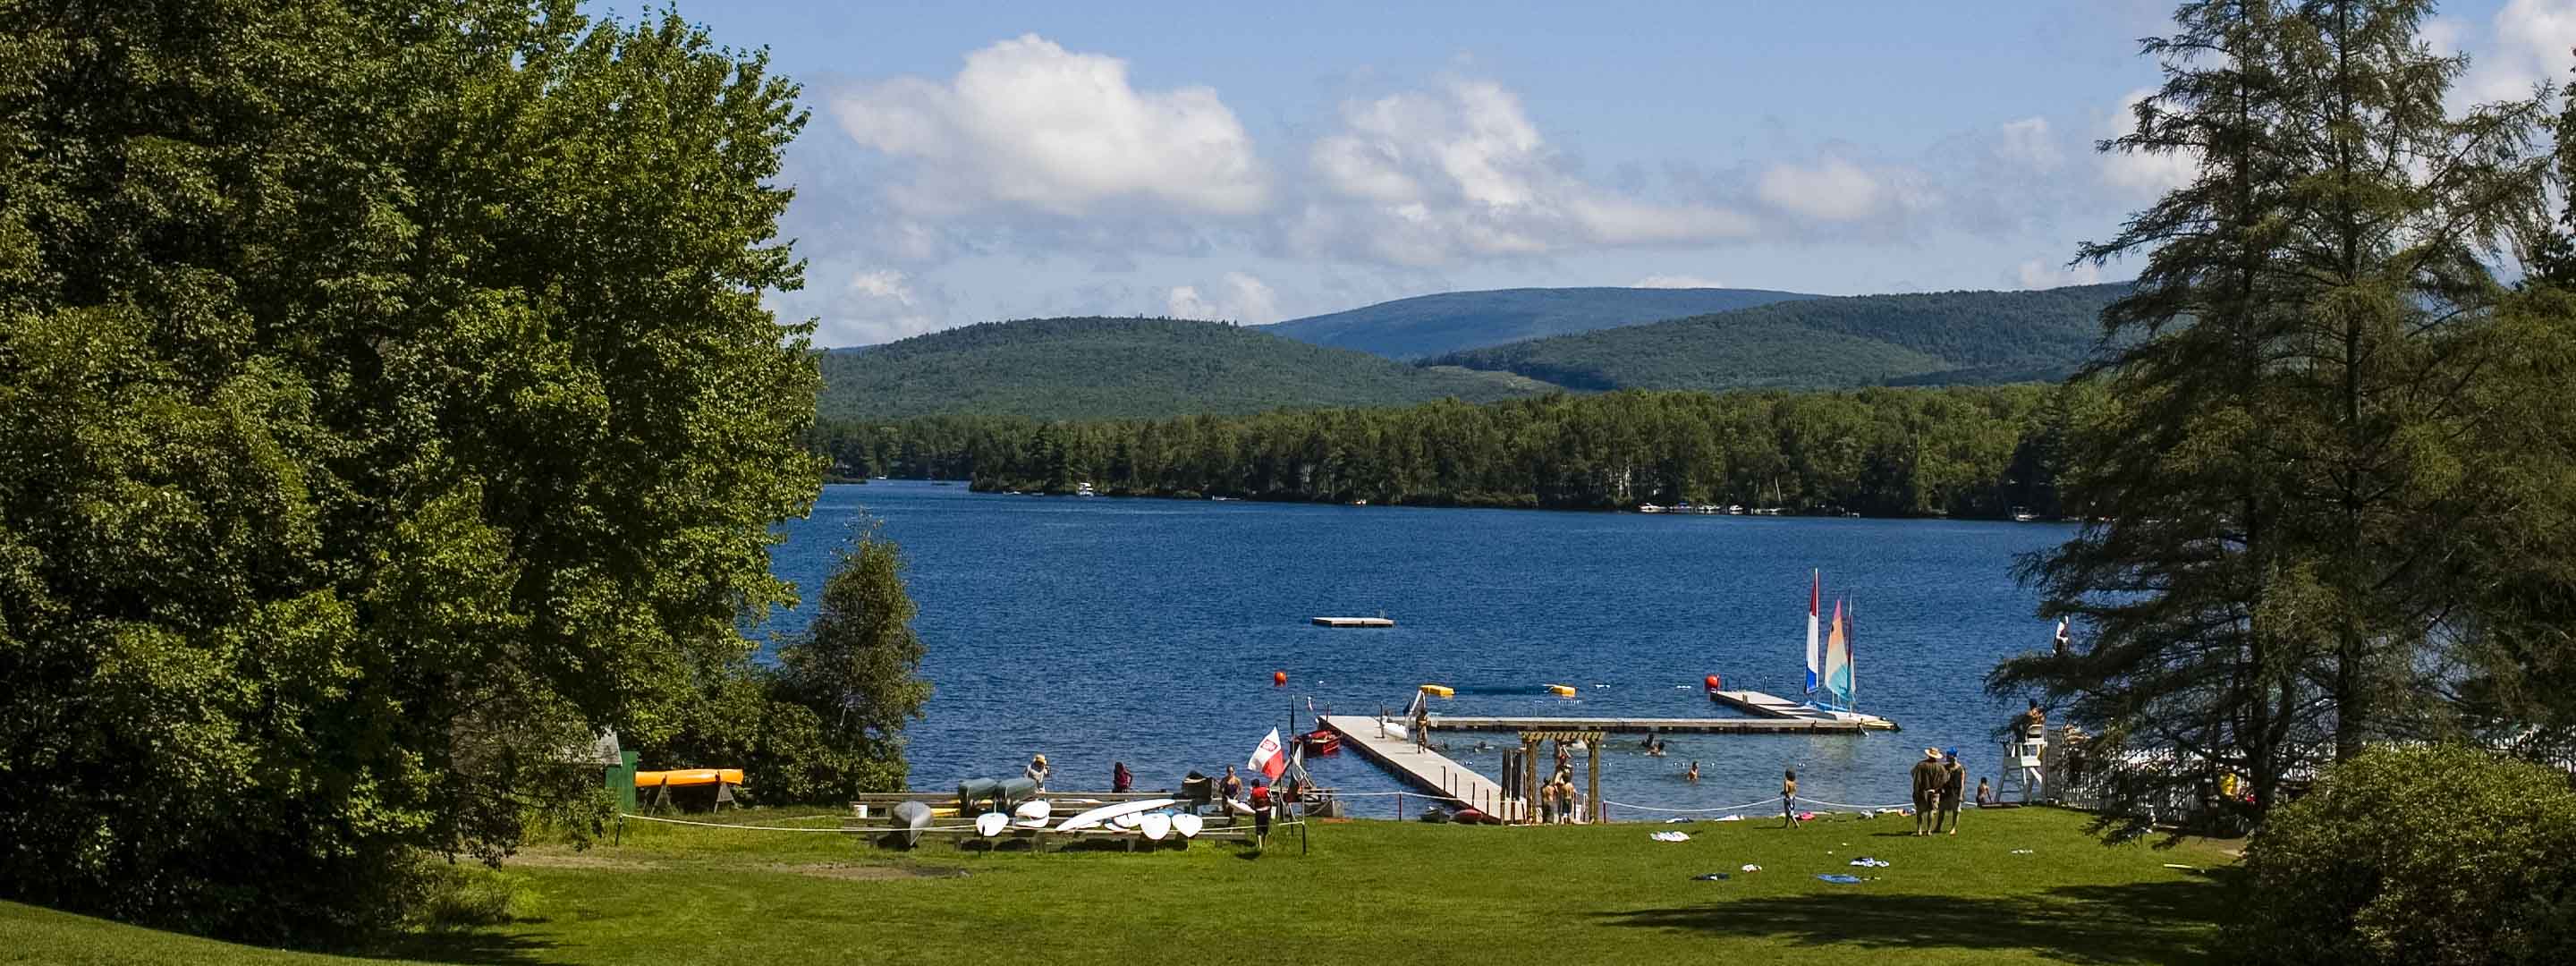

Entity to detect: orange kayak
[634,768,744,788]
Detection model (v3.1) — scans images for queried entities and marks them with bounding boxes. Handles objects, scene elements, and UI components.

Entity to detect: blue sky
[625,0,2573,345]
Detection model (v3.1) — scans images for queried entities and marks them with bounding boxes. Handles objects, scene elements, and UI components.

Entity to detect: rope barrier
[1598,796,1780,814]
[620,813,864,834]
[1792,796,1914,811]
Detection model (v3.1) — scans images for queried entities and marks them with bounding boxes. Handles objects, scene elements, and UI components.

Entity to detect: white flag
[1248,728,1286,780]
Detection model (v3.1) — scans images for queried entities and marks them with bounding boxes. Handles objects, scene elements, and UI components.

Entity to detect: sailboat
[1804,570,1857,716]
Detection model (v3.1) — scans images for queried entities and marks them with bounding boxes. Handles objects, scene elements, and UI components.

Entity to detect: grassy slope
[6,807,2232,965]
[815,318,1555,421]
[1264,287,1820,360]
[1430,284,2126,392]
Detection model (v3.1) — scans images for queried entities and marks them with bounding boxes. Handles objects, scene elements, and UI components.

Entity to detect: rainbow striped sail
[1822,598,1854,710]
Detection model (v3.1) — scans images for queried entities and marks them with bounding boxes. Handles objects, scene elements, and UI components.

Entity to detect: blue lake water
[766,481,2070,818]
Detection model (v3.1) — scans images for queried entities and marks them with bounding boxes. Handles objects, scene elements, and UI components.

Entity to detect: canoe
[635,768,742,788]
[957,778,999,809]
[996,776,1038,803]
[891,801,933,848]
[1056,798,1182,832]
[1013,800,1052,829]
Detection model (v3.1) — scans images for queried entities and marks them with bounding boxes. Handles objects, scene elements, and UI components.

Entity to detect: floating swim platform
[1546,684,1578,697]
[1313,616,1395,628]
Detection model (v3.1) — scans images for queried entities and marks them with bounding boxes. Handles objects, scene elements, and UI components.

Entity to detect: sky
[612,0,2576,346]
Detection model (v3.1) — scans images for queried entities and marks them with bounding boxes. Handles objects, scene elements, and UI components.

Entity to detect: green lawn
[4,807,2233,965]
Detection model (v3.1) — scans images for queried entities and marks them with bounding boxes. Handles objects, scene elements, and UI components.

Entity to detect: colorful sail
[1823,599,1853,708]
[1805,571,1821,694]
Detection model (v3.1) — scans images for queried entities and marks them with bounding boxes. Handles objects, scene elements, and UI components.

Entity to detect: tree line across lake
[809,383,2101,519]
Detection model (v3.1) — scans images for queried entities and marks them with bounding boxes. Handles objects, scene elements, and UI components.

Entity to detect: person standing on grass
[1911,748,1945,835]
[1782,769,1799,829]
[1936,750,1967,835]
[1220,764,1243,806]
[1112,761,1132,793]
[1026,754,1050,792]
[1250,778,1274,850]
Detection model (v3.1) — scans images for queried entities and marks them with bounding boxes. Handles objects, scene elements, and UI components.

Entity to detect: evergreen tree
[1996,0,2555,826]
[775,528,932,795]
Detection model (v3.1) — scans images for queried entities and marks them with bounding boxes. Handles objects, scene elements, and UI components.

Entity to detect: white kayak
[1054,797,1181,832]
[1013,800,1052,829]
[1172,812,1204,838]
[1140,812,1172,841]
[974,811,1008,837]
[1112,812,1142,830]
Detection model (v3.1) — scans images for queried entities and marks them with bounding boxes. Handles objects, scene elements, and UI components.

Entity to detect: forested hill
[815,317,1560,420]
[1263,286,1818,360]
[1424,284,2127,392]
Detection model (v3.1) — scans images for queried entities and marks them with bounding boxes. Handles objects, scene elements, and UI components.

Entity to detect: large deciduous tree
[0,0,818,938]
[1994,0,2563,831]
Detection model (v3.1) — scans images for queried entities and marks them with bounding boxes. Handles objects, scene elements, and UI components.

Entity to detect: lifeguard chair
[2005,722,2047,803]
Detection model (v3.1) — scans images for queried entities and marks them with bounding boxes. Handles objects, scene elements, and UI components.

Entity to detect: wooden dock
[1316,714,1521,820]
[1426,715,1876,734]
[1311,616,1394,628]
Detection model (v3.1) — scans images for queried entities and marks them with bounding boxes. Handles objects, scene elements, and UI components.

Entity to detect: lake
[766,481,2071,818]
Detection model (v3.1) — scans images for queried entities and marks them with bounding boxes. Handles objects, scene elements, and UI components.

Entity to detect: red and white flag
[1248,728,1287,780]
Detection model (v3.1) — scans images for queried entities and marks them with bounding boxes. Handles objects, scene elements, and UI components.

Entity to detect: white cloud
[1165,271,1281,323]
[1288,78,1755,266]
[1631,274,1727,289]
[2098,88,2200,194]
[1756,158,1886,222]
[832,35,1267,219]
[2457,0,2576,106]
[817,267,945,345]
[1997,117,2062,171]
[2016,258,2104,290]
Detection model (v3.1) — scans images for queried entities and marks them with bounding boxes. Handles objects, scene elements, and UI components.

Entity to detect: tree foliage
[0,0,818,939]
[815,385,2097,518]
[1427,284,2129,391]
[2230,746,2576,965]
[816,317,1553,421]
[1993,0,2567,830]
[1266,285,1817,360]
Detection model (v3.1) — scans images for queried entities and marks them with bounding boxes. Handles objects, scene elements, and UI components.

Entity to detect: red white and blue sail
[1804,571,1821,695]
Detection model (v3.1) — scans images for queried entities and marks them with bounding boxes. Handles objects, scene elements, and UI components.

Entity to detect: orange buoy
[1273,670,1288,687]
[1704,674,1723,691]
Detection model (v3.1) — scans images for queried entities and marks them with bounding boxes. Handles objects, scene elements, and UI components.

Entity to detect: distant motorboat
[2012,507,2039,521]
[1727,504,1746,514]
[1075,481,1097,497]
[1638,504,1665,513]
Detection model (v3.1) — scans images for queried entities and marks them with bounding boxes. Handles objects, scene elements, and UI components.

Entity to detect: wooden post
[1587,732,1603,824]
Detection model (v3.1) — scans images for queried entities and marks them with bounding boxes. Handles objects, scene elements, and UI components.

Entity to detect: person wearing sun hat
[1025,753,1050,792]
[1910,747,1946,836]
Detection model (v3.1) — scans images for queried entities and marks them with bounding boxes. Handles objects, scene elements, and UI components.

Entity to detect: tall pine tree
[1996,0,2553,827]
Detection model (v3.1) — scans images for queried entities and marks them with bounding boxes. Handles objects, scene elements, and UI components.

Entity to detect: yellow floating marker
[1546,684,1578,697]
[1419,683,1454,699]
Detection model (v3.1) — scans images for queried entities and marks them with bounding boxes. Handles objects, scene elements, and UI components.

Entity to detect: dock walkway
[1426,715,1874,734]
[1316,714,1520,820]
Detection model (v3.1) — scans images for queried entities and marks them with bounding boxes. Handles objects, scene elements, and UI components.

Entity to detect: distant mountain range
[1261,286,1818,360]
[814,317,1556,421]
[1425,284,2126,392]
[811,284,2123,422]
